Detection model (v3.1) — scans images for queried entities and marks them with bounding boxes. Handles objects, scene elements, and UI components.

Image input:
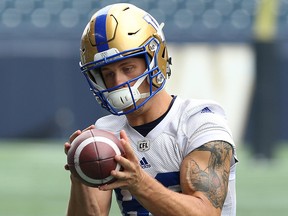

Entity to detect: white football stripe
[74,136,121,185]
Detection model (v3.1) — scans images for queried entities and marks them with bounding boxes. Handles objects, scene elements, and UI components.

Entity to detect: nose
[114,73,124,86]
[113,72,128,88]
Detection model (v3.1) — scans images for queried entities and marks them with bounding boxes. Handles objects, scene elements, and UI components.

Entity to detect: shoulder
[175,97,227,117]
[172,97,235,155]
[173,97,230,134]
[95,114,127,133]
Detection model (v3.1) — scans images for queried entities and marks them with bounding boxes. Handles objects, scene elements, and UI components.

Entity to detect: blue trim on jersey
[94,6,111,52]
[114,188,149,216]
[155,171,180,188]
[114,172,180,215]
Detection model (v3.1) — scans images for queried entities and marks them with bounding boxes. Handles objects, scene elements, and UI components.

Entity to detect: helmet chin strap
[105,74,150,110]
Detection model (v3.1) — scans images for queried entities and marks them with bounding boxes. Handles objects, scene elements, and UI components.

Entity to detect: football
[67,128,125,187]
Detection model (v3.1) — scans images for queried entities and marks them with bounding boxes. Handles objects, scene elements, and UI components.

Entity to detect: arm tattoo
[186,141,232,209]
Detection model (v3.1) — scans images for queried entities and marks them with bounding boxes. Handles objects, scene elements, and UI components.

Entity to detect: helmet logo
[148,40,158,52]
[156,74,165,84]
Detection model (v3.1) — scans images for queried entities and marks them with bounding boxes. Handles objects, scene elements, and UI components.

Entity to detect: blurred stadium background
[1,0,288,215]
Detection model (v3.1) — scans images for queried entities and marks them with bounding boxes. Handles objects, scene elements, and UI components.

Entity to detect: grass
[0,140,287,215]
[0,142,69,216]
[236,143,288,216]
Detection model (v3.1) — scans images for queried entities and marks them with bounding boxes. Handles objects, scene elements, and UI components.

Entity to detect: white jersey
[95,97,237,216]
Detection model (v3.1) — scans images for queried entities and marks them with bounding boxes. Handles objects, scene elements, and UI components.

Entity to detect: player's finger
[98,183,116,191]
[68,125,95,143]
[82,124,95,132]
[98,179,126,191]
[69,129,82,143]
[64,164,70,170]
[120,130,129,142]
[120,130,131,154]
[119,130,137,162]
[114,154,132,171]
[64,142,71,154]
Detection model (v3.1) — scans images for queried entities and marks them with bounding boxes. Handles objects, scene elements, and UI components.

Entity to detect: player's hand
[98,130,146,192]
[64,124,96,170]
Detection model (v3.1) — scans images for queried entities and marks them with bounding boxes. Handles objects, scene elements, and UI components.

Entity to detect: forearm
[130,173,218,216]
[67,175,111,216]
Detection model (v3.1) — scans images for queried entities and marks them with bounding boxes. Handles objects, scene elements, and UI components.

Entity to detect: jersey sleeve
[181,102,235,157]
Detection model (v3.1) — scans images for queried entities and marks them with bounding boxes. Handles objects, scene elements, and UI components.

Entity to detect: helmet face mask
[80,3,171,115]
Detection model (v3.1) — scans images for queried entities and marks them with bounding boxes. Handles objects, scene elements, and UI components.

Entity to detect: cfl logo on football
[137,140,150,152]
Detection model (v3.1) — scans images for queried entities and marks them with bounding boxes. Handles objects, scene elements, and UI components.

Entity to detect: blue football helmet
[80,3,171,115]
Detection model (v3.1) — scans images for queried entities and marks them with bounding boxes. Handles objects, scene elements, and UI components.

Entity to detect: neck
[126,90,173,127]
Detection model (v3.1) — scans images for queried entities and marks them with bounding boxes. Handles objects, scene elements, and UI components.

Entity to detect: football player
[64,3,237,216]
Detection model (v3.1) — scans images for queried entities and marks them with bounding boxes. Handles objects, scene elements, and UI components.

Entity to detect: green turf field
[0,140,287,216]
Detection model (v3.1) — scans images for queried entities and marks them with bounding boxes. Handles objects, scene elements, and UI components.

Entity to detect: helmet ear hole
[87,71,96,83]
[86,69,101,85]
[88,69,107,89]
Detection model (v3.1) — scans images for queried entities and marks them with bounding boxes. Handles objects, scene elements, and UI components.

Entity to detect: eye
[123,65,135,74]
[102,71,115,80]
